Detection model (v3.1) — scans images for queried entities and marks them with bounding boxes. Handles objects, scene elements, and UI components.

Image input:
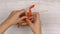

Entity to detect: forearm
[34,22,42,34]
[0,19,13,34]
[34,30,42,34]
[34,28,42,34]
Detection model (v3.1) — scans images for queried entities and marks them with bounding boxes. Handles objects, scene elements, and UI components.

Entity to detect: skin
[0,9,42,34]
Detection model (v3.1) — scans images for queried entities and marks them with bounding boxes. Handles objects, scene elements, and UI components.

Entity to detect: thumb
[26,19,33,27]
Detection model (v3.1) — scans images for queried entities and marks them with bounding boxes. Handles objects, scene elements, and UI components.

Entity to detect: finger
[26,19,33,26]
[36,12,40,20]
[31,12,37,15]
[29,12,37,20]
[29,16,35,23]
[32,12,40,20]
[26,19,34,29]
[17,16,27,22]
[34,12,41,24]
[29,16,33,20]
[29,12,38,23]
[30,12,40,24]
[16,9,26,16]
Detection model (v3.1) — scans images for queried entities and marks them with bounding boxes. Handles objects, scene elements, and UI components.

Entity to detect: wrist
[0,20,13,34]
[5,18,16,25]
[34,31,41,34]
[33,29,42,34]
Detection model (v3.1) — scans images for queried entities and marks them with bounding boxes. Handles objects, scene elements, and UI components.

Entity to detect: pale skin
[0,9,42,34]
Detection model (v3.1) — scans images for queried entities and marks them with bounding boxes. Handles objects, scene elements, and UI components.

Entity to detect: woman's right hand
[26,12,42,34]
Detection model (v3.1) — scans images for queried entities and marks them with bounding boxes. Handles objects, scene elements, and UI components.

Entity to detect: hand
[0,9,27,34]
[4,9,26,25]
[26,12,42,34]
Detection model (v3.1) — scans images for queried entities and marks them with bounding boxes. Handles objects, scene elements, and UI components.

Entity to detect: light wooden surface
[0,0,60,34]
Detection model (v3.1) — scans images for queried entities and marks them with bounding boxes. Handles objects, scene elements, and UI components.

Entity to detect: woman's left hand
[5,9,26,25]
